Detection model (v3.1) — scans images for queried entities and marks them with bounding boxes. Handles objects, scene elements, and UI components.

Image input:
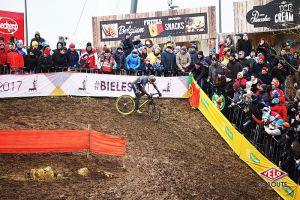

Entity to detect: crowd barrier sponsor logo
[260,167,287,182]
[0,73,189,98]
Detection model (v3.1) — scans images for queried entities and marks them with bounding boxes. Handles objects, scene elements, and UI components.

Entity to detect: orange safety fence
[0,130,126,156]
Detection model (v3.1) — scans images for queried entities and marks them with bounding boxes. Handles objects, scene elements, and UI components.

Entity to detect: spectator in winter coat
[138,46,148,70]
[66,43,79,68]
[191,62,209,92]
[24,49,38,73]
[125,49,140,73]
[52,47,68,70]
[176,46,191,74]
[292,52,300,89]
[235,33,243,53]
[252,54,269,76]
[37,48,53,73]
[227,53,242,80]
[7,43,24,73]
[189,44,198,68]
[114,47,126,74]
[161,45,176,76]
[0,41,7,73]
[208,58,219,84]
[53,42,64,54]
[144,58,154,75]
[272,60,289,93]
[237,51,251,69]
[100,49,116,74]
[133,35,143,50]
[144,39,154,55]
[256,38,271,61]
[233,71,247,92]
[239,33,252,57]
[30,31,45,50]
[225,35,235,53]
[218,39,225,61]
[80,42,97,69]
[258,67,272,85]
[30,41,42,59]
[120,33,133,57]
[16,40,27,58]
[147,47,161,65]
[205,48,216,66]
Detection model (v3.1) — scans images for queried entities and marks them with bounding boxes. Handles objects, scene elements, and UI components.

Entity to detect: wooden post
[87,124,91,159]
[122,156,126,169]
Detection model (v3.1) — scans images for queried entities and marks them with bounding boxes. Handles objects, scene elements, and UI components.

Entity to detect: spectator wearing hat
[133,35,143,50]
[53,42,64,54]
[114,47,126,74]
[30,41,42,59]
[205,48,216,66]
[66,43,79,68]
[7,43,24,74]
[0,41,7,74]
[125,49,140,75]
[16,40,27,58]
[161,44,176,77]
[24,49,38,73]
[239,33,252,57]
[258,66,272,85]
[52,47,68,71]
[37,48,53,73]
[252,54,268,76]
[227,53,242,80]
[120,33,133,57]
[144,58,153,75]
[30,31,45,50]
[176,46,191,75]
[189,44,198,68]
[99,49,116,74]
[80,42,97,69]
[163,35,176,51]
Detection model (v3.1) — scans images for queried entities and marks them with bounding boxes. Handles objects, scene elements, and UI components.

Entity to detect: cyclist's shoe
[136,109,143,114]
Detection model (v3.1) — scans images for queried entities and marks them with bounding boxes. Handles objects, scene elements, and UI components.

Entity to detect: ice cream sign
[246,0,300,29]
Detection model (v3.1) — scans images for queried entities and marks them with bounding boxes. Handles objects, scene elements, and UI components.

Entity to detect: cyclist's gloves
[159,92,162,97]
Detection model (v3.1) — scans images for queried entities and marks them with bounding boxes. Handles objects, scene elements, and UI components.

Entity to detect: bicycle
[116,93,161,121]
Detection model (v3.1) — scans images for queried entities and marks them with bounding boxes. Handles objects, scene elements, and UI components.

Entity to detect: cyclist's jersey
[133,76,150,88]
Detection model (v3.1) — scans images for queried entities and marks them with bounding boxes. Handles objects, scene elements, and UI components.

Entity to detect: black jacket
[257,72,272,85]
[272,65,288,84]
[121,39,133,57]
[239,39,252,56]
[227,61,242,80]
[37,55,53,71]
[24,55,38,70]
[52,52,67,68]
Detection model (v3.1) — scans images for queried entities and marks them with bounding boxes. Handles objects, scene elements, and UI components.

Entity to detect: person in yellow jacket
[147,47,161,65]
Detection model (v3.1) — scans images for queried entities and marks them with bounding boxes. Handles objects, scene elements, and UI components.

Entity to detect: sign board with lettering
[100,13,208,41]
[246,0,300,29]
[0,10,24,44]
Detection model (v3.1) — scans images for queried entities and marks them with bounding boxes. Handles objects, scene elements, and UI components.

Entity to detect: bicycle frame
[138,93,159,110]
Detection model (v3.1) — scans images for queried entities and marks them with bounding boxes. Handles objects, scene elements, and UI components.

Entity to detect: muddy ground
[0,97,279,200]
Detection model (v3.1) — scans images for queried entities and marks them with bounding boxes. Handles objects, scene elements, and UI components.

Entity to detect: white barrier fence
[0,72,189,98]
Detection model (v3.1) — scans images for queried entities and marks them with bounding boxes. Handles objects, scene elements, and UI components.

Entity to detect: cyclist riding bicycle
[132,75,162,114]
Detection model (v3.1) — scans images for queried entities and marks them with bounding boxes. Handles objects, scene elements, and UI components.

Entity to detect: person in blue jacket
[125,49,141,75]
[66,43,79,68]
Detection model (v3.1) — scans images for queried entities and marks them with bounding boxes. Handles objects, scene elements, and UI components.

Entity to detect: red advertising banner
[0,10,25,44]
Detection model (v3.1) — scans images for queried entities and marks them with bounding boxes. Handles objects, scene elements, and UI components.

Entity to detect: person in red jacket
[0,41,7,74]
[80,42,97,69]
[7,43,24,74]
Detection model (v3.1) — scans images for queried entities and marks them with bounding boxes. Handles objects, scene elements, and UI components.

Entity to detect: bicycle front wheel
[148,101,161,122]
[116,95,136,115]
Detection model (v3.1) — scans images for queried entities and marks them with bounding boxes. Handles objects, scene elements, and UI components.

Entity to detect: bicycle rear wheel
[116,95,135,115]
[148,101,160,122]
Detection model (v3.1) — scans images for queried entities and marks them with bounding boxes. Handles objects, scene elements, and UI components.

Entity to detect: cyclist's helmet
[148,75,156,83]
